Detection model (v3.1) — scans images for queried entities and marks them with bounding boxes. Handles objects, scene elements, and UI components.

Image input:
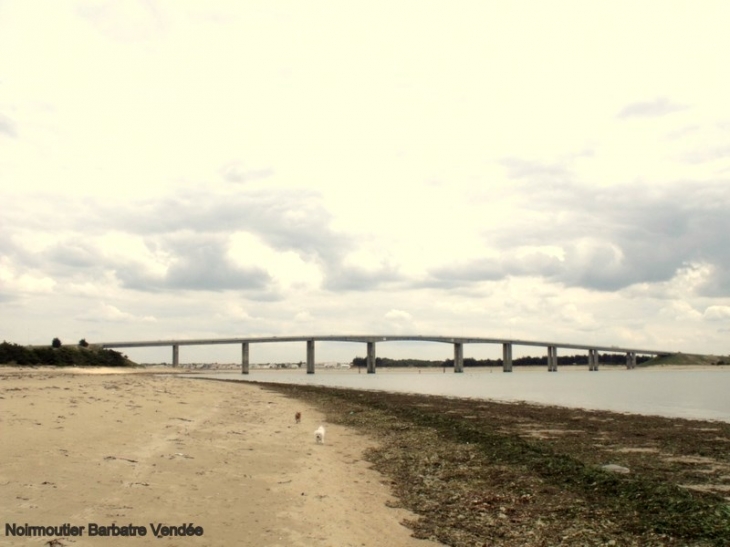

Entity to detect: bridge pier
[241,342,249,374]
[172,344,179,368]
[547,346,558,372]
[588,349,599,371]
[454,342,464,373]
[366,341,376,374]
[306,339,315,374]
[502,343,513,372]
[626,351,637,369]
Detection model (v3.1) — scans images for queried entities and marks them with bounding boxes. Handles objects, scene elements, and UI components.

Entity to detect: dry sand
[0,368,442,546]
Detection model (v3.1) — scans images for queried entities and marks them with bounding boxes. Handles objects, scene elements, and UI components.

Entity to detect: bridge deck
[98,334,672,356]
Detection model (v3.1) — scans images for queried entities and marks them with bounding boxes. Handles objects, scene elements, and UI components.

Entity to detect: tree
[78,339,89,347]
[51,338,62,349]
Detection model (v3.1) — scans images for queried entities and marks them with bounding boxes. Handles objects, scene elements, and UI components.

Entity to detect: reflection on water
[191,368,730,423]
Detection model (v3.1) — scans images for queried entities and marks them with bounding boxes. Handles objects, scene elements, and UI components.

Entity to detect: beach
[3,367,730,546]
[0,368,441,547]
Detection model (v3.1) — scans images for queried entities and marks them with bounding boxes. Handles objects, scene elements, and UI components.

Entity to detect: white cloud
[622,263,715,300]
[659,301,703,322]
[294,311,314,322]
[0,256,56,295]
[14,273,57,294]
[558,303,597,330]
[228,232,322,291]
[77,303,157,323]
[215,303,253,322]
[703,306,730,322]
[385,309,413,322]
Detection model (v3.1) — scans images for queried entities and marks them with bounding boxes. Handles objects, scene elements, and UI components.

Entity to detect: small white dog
[314,425,325,444]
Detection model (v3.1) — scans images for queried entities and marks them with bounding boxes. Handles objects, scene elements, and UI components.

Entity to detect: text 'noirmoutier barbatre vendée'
[5,522,205,538]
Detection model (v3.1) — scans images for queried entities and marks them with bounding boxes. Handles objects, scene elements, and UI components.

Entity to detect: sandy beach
[0,368,442,547]
[4,366,730,546]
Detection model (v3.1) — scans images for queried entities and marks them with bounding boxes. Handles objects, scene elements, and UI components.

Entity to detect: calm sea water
[191,367,730,423]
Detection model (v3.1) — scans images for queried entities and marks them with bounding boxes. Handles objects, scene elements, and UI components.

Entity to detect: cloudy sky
[2,1,729,364]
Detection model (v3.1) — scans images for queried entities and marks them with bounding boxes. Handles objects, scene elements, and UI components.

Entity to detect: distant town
[145,361,353,371]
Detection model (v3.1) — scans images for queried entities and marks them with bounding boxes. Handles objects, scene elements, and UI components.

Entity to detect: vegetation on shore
[262,383,730,547]
[352,354,655,369]
[646,353,729,367]
[351,352,729,369]
[0,341,133,367]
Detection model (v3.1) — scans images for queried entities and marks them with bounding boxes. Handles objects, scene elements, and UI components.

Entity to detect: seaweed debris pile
[262,383,730,547]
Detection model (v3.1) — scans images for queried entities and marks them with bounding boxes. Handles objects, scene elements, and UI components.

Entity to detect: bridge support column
[454,342,464,373]
[547,346,558,372]
[172,344,179,368]
[306,339,315,374]
[241,342,249,374]
[588,349,599,371]
[626,351,636,370]
[502,343,513,372]
[366,342,376,373]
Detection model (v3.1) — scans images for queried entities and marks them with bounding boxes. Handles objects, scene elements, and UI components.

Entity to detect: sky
[1,1,729,364]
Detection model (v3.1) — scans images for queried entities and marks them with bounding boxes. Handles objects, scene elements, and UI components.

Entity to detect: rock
[602,464,630,474]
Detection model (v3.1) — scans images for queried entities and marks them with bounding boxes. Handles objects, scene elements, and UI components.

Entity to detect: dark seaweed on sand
[260,383,730,547]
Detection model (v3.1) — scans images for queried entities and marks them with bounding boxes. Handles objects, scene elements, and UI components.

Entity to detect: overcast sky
[1,1,729,364]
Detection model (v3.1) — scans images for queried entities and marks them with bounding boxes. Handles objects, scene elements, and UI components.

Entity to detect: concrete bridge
[98,335,673,374]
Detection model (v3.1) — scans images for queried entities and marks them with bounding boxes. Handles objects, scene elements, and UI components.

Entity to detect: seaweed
[262,383,730,547]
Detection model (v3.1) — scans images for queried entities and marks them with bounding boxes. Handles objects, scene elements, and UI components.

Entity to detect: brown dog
[295,412,301,424]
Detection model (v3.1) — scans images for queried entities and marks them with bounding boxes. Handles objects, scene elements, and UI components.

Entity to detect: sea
[189,366,730,423]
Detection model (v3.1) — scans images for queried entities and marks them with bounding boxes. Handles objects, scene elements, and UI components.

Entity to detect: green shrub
[0,341,130,367]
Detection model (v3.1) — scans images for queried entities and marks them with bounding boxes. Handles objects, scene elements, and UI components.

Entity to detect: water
[190,367,730,423]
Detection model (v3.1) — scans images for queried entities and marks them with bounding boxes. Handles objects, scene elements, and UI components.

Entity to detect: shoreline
[5,364,730,424]
[193,366,730,425]
[2,362,729,375]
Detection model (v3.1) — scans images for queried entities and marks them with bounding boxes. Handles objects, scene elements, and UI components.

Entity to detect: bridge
[98,335,674,374]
